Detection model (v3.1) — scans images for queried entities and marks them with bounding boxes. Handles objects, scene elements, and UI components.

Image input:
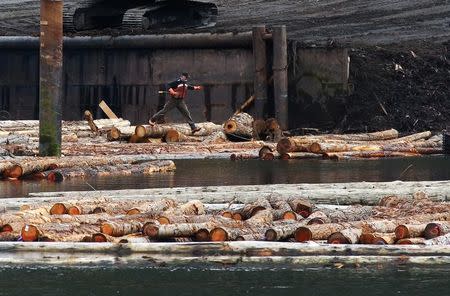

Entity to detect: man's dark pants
[151,97,196,129]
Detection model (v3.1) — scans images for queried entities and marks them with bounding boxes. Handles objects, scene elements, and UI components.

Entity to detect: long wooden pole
[39,0,63,156]
[272,25,288,130]
[252,25,268,119]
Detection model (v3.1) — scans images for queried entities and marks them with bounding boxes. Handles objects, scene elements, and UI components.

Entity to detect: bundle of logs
[1,191,449,246]
[249,129,444,160]
[0,155,175,181]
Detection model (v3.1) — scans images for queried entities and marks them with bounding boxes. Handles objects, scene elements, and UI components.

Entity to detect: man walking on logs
[149,72,203,134]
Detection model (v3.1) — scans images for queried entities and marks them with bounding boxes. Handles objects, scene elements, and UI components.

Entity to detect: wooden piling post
[252,25,268,119]
[272,25,288,130]
[39,0,63,156]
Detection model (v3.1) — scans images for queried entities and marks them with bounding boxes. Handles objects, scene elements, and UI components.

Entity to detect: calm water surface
[1,155,449,198]
[0,265,449,296]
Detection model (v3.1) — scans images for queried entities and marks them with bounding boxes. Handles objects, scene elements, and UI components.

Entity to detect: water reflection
[0,155,449,198]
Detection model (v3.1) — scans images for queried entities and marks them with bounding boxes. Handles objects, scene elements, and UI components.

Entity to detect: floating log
[50,203,67,215]
[424,233,450,245]
[100,221,143,237]
[144,222,210,239]
[240,197,272,219]
[223,112,254,140]
[164,129,203,143]
[106,126,136,141]
[396,237,426,245]
[162,200,205,216]
[21,224,40,242]
[394,224,426,240]
[318,205,374,223]
[0,232,19,241]
[230,153,258,161]
[135,122,222,138]
[288,198,312,218]
[324,151,420,160]
[372,233,397,245]
[280,152,322,160]
[327,228,362,244]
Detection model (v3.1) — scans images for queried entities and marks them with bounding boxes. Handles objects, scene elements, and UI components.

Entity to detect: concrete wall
[288,48,350,129]
[0,48,253,124]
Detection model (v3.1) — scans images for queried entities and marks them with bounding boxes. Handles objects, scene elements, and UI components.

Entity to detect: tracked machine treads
[64,0,218,32]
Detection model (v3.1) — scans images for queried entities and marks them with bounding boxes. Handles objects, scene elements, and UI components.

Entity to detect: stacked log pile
[270,129,443,160]
[0,155,176,181]
[2,191,450,246]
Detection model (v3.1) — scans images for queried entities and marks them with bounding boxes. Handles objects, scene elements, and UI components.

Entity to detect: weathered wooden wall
[0,48,254,124]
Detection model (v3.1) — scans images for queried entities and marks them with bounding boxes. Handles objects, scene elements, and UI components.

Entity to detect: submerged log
[223,112,254,140]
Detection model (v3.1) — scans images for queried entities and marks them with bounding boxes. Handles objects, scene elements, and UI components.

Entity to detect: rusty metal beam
[39,0,63,156]
[273,25,288,130]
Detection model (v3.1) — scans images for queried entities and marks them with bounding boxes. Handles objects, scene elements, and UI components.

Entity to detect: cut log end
[165,129,180,143]
[47,172,64,183]
[294,227,312,242]
[210,227,228,242]
[276,138,292,154]
[92,233,108,243]
[395,225,410,240]
[424,223,442,239]
[90,207,106,214]
[224,120,238,134]
[307,217,326,225]
[143,223,159,238]
[5,165,23,179]
[258,146,273,158]
[359,233,375,244]
[327,232,350,244]
[100,223,114,236]
[135,125,147,138]
[108,127,121,141]
[280,153,290,160]
[157,217,171,225]
[21,224,39,242]
[221,211,233,219]
[126,208,141,216]
[195,229,210,242]
[232,213,243,221]
[50,203,67,215]
[1,224,13,233]
[282,211,297,220]
[309,142,321,154]
[261,152,275,160]
[67,206,81,215]
[265,229,277,241]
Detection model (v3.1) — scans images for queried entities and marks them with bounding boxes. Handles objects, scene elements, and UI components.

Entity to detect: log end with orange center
[195,229,210,242]
[232,213,243,221]
[47,171,63,183]
[135,125,147,138]
[157,216,171,224]
[210,227,228,241]
[294,227,312,242]
[327,232,350,244]
[394,225,410,240]
[92,233,108,243]
[100,223,114,236]
[224,120,238,134]
[126,208,141,216]
[6,165,23,179]
[21,224,39,242]
[50,203,67,215]
[221,211,233,219]
[165,129,180,143]
[309,142,322,154]
[282,211,297,220]
[67,206,81,215]
[424,223,442,239]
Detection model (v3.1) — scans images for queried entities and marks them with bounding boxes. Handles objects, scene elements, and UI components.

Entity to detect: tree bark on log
[223,112,254,140]
[135,122,222,138]
[424,233,450,245]
[324,151,421,160]
[162,200,205,216]
[318,205,374,223]
[372,233,397,245]
[100,221,143,237]
[396,237,426,245]
[106,126,136,142]
[240,197,272,219]
[164,129,204,143]
[144,222,210,239]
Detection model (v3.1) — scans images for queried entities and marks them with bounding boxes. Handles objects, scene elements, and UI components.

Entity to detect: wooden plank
[99,100,118,119]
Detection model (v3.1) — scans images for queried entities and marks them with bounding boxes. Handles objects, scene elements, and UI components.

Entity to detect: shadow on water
[1,155,450,198]
[0,265,449,296]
